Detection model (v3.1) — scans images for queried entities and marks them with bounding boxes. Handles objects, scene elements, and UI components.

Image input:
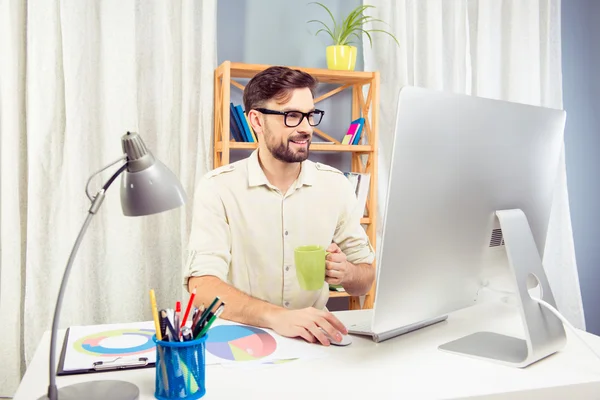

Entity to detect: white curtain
[363,0,585,329]
[0,0,217,395]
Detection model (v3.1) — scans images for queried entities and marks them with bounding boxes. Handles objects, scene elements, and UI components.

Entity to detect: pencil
[149,289,169,392]
[149,289,162,340]
[181,287,196,328]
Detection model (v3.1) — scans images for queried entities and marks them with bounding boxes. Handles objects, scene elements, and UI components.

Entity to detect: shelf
[217,61,376,85]
[215,142,373,153]
[329,291,350,298]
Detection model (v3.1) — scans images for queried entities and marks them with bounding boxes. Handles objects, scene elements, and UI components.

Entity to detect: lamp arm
[46,209,95,400]
[85,155,127,201]
[46,162,127,400]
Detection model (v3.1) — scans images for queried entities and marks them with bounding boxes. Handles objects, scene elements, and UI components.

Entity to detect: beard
[264,126,311,163]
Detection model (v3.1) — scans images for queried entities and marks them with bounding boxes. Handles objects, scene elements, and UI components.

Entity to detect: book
[341,123,359,145]
[235,104,254,142]
[350,117,365,145]
[229,103,244,142]
[243,112,257,142]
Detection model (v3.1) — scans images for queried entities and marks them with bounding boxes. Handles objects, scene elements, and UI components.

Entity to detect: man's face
[261,88,316,163]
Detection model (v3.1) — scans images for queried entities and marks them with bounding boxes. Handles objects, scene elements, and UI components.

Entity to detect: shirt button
[284,230,289,236]
[284,301,290,307]
[285,266,290,271]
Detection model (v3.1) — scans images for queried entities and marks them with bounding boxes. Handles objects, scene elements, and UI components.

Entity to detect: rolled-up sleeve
[183,175,231,290]
[333,176,375,265]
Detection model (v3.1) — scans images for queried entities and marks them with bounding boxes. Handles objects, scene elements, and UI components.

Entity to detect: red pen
[181,287,196,328]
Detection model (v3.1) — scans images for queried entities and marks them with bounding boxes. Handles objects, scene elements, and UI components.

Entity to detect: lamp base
[38,380,139,400]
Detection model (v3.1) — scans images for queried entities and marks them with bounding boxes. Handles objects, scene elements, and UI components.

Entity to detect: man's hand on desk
[266,307,348,346]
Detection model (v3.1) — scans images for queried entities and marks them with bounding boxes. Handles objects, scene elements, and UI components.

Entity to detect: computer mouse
[319,328,352,346]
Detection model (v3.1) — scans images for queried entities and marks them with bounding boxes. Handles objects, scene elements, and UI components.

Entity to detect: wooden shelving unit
[213,61,379,310]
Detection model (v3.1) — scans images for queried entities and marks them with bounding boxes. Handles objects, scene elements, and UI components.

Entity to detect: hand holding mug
[325,243,352,286]
[294,243,352,290]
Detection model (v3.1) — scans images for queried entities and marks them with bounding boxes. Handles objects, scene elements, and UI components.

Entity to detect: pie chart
[206,324,277,361]
[73,328,155,357]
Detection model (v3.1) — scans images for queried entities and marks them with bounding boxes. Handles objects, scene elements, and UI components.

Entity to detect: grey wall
[562,0,600,335]
[217,0,363,310]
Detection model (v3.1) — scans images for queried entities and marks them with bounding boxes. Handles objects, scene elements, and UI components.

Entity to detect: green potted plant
[308,2,399,71]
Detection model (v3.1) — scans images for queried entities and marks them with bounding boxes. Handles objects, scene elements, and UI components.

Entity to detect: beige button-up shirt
[184,149,375,310]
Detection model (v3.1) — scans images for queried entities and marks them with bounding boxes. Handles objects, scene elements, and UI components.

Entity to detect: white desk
[14,301,600,400]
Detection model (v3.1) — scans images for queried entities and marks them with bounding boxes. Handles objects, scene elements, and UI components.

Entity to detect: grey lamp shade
[120,159,186,216]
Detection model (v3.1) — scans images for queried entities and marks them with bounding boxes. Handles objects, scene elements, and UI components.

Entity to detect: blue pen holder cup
[153,334,208,400]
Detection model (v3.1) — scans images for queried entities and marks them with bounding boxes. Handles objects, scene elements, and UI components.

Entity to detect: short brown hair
[243,66,318,113]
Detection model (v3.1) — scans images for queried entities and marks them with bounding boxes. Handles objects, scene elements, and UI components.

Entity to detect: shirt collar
[247,149,316,188]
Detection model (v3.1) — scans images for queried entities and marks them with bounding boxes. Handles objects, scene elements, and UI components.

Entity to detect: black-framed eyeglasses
[254,108,325,127]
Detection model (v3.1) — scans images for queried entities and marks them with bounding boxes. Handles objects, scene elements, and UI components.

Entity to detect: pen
[202,301,225,328]
[204,297,220,316]
[193,298,219,338]
[161,309,178,341]
[197,305,224,338]
[181,326,193,341]
[200,297,220,322]
[174,301,181,339]
[158,309,168,340]
[197,303,224,338]
[191,304,204,333]
[181,287,196,328]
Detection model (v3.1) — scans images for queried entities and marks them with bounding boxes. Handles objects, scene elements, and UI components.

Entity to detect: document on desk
[58,319,328,374]
[57,320,156,375]
[203,319,327,367]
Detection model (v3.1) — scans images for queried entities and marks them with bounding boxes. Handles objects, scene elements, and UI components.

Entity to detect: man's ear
[247,109,263,137]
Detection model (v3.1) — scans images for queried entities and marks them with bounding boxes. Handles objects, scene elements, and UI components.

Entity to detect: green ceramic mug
[294,245,330,291]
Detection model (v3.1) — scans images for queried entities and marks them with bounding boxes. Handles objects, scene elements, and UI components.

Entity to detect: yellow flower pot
[326,45,357,71]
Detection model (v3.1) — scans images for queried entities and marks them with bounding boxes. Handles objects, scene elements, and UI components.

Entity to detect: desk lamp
[39,131,186,400]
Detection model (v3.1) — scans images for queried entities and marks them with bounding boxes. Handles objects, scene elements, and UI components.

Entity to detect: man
[184,66,375,346]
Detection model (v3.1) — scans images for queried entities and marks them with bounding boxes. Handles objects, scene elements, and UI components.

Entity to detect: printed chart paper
[60,319,327,372]
[204,319,327,366]
[61,321,157,372]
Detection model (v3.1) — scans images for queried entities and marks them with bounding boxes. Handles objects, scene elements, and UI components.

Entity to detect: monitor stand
[438,209,566,368]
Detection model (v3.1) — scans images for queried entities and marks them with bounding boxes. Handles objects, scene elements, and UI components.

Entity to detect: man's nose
[297,115,313,134]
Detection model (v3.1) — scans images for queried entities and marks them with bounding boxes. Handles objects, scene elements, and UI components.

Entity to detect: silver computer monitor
[371,86,567,367]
